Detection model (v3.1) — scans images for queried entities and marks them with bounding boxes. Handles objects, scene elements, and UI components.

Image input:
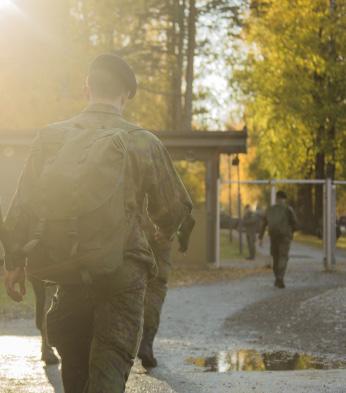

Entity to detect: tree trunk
[182,0,196,132]
[297,184,314,233]
[168,0,185,132]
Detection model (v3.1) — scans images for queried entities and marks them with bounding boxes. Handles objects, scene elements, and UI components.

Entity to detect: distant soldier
[255,204,265,234]
[259,191,298,288]
[138,211,195,368]
[243,205,258,260]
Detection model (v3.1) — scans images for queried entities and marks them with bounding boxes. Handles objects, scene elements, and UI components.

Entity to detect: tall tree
[182,0,197,131]
[237,0,346,228]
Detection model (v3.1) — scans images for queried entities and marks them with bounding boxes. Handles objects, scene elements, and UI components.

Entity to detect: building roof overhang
[0,129,247,160]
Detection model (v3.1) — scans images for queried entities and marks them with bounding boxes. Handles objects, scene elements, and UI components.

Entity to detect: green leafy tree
[237,0,346,228]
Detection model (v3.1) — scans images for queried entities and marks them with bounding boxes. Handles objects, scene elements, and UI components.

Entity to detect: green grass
[294,231,346,250]
[0,275,35,319]
[220,229,245,260]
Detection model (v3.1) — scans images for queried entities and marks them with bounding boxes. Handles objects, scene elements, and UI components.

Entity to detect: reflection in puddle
[186,350,346,372]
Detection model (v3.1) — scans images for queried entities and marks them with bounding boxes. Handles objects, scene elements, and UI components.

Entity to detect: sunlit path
[0,333,63,393]
[0,320,177,392]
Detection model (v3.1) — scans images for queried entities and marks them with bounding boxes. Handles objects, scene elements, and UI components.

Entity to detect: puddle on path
[186,350,346,372]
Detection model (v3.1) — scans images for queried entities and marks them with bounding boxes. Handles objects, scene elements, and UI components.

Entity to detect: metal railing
[217,178,346,271]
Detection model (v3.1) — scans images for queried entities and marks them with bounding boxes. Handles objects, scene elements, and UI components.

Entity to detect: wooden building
[0,129,247,266]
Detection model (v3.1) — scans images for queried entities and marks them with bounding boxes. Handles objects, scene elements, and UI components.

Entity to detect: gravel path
[151,240,346,393]
[0,239,346,392]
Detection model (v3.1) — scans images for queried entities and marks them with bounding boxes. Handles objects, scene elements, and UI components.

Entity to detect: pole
[270,180,277,205]
[215,178,221,268]
[331,183,337,269]
[324,178,336,271]
[237,164,243,254]
[228,155,233,242]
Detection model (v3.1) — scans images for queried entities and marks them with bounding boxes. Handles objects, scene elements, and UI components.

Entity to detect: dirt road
[1,240,346,392]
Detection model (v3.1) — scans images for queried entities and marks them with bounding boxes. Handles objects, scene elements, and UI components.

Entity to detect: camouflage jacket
[4,103,193,271]
[242,211,258,235]
[259,203,298,240]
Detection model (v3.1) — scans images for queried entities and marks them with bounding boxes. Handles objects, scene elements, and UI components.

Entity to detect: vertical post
[228,155,233,242]
[331,183,337,269]
[237,164,243,254]
[323,180,327,269]
[215,178,221,268]
[206,156,219,265]
[270,180,277,205]
[324,178,336,270]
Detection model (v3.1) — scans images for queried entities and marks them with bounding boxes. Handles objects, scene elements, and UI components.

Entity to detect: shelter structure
[0,129,247,266]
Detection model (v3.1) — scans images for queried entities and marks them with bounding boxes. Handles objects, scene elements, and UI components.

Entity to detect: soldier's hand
[154,230,170,246]
[4,266,26,302]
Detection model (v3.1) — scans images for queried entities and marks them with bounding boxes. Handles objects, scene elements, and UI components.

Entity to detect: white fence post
[324,178,336,271]
[331,183,337,269]
[323,180,327,270]
[270,180,277,205]
[215,178,221,268]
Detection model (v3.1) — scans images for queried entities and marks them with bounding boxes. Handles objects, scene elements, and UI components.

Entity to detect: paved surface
[259,237,346,264]
[1,239,346,392]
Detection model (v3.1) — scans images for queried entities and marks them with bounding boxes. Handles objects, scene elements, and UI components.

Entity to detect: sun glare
[0,0,14,10]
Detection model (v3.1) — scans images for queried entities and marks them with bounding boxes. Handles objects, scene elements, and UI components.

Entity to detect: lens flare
[0,0,14,10]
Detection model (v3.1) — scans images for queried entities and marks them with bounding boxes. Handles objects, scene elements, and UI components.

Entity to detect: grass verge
[294,231,346,250]
[220,229,246,260]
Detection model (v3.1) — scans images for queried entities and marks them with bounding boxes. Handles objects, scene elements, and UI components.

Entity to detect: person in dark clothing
[259,191,298,288]
[3,53,192,393]
[243,205,258,260]
[30,278,59,364]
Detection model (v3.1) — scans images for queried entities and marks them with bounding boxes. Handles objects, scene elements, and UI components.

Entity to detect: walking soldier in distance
[259,191,298,289]
[3,53,192,393]
[242,204,258,261]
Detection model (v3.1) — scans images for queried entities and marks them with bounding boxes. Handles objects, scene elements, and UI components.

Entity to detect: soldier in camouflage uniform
[138,211,194,368]
[242,205,258,260]
[30,278,59,364]
[3,202,58,364]
[259,191,298,288]
[3,53,192,393]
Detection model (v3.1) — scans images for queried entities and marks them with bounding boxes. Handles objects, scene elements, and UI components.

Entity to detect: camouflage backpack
[266,204,291,237]
[22,126,131,284]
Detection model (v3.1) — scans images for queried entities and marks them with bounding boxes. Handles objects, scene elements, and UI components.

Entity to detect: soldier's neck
[89,98,123,114]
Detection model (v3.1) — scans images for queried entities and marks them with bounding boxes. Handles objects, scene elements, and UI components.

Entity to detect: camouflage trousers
[46,259,148,393]
[246,231,256,259]
[30,278,56,353]
[139,249,171,355]
[270,235,291,280]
